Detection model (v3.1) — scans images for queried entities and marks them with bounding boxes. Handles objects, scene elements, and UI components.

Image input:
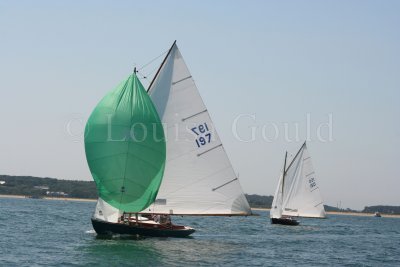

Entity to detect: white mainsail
[142,42,251,215]
[270,142,325,219]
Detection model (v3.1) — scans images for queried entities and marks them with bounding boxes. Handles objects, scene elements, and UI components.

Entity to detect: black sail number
[309,177,317,189]
[191,123,212,148]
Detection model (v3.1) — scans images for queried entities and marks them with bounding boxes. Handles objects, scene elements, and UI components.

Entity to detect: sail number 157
[191,123,212,148]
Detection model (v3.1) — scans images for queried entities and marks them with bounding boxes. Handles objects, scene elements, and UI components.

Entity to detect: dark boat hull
[271,217,299,226]
[91,218,195,238]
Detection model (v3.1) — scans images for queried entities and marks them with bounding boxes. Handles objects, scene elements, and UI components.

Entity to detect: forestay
[143,43,251,215]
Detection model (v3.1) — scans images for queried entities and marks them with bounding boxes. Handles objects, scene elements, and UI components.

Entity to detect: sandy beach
[0,194,26,199]
[0,194,96,202]
[43,196,97,202]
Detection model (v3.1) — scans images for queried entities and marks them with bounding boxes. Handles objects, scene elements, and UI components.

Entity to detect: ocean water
[0,198,399,266]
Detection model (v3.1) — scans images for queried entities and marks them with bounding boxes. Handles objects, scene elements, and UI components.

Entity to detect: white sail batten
[93,197,122,223]
[270,143,326,219]
[142,43,251,215]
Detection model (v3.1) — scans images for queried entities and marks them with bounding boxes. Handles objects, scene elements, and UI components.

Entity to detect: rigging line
[148,40,176,92]
[140,64,161,81]
[137,73,150,87]
[284,141,306,173]
[137,48,169,71]
[136,71,148,80]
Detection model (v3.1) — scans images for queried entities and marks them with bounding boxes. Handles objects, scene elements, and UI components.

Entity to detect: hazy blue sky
[1,1,399,209]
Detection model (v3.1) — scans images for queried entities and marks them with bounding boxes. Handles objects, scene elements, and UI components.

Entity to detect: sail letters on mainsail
[143,42,252,216]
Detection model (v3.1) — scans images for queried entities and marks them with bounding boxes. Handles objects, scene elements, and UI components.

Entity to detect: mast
[282,151,287,200]
[147,40,177,92]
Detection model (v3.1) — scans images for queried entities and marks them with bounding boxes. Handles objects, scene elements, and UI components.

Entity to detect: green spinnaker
[84,73,166,212]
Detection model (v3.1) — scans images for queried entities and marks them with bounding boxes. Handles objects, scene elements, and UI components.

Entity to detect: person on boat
[119,213,126,223]
[153,214,161,223]
[161,214,171,225]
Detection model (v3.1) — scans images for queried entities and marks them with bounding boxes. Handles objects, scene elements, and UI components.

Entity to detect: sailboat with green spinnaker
[85,69,194,237]
[85,42,251,237]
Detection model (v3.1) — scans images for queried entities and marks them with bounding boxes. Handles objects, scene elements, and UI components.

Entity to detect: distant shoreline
[325,211,400,218]
[0,194,97,202]
[251,207,400,218]
[1,195,399,218]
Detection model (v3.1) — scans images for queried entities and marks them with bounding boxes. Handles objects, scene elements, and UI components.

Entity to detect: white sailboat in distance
[270,142,325,225]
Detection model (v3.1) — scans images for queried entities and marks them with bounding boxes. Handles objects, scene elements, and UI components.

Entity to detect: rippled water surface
[1,198,399,266]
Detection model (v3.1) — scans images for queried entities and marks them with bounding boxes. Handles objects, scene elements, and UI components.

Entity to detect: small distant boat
[271,215,299,226]
[374,212,382,217]
[270,142,326,226]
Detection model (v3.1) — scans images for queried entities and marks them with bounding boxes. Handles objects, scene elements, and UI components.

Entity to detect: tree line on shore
[1,175,398,214]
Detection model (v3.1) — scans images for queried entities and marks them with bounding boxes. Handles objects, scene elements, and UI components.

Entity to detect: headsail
[270,152,287,219]
[143,42,251,215]
[270,172,284,219]
[93,197,122,223]
[85,73,166,213]
[280,142,326,218]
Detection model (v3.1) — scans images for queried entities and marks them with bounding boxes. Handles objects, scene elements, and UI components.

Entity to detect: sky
[0,1,399,210]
